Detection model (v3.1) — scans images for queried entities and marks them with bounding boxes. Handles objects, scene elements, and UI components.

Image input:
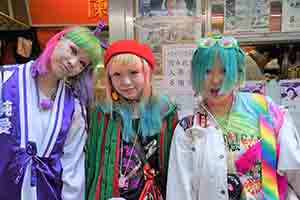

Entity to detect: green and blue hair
[191,36,246,95]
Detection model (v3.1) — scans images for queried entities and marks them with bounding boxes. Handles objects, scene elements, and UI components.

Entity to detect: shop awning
[0,11,30,31]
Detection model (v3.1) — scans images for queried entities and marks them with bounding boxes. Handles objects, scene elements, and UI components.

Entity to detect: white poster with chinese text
[160,44,196,118]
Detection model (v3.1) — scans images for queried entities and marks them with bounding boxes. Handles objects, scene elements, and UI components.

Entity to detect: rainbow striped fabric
[253,94,279,200]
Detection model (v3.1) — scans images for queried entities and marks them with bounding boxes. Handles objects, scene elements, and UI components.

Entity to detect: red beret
[104,40,155,70]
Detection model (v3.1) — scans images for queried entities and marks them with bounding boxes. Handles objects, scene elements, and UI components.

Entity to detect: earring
[111,90,120,101]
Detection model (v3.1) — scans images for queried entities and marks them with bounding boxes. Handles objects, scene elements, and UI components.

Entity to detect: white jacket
[167,102,300,200]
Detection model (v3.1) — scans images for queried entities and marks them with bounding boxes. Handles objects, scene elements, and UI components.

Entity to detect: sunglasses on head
[197,36,239,49]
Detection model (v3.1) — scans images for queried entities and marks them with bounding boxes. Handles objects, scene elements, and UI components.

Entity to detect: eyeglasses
[197,36,239,49]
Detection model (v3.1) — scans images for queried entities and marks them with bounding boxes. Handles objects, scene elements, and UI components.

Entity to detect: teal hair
[64,27,102,68]
[102,95,170,142]
[191,37,246,95]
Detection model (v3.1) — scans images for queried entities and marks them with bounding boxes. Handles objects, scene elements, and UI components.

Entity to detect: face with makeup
[109,57,146,101]
[203,56,234,106]
[50,37,91,79]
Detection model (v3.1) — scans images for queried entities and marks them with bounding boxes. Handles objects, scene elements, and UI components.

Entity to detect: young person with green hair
[167,36,300,200]
[0,26,102,200]
[86,39,178,200]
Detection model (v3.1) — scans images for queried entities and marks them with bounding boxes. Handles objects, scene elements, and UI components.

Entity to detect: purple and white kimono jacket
[0,61,87,200]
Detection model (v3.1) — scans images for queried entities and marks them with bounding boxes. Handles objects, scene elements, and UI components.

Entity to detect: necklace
[119,134,138,189]
[216,110,237,173]
[34,78,57,111]
[200,97,237,174]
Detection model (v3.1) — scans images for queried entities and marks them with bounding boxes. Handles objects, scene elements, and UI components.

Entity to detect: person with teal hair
[167,36,300,200]
[0,25,102,200]
[86,39,178,200]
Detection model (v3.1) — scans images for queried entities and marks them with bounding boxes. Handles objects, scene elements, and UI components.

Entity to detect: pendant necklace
[119,134,138,189]
[217,114,237,173]
[34,78,57,111]
[202,96,237,173]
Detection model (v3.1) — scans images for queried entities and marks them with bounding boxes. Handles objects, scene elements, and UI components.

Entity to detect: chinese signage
[160,44,196,118]
[0,101,12,135]
[161,44,196,91]
[29,0,108,25]
[88,0,108,20]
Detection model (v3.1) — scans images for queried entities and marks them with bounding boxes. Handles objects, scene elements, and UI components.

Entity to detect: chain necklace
[216,115,238,174]
[119,132,139,189]
[201,96,237,174]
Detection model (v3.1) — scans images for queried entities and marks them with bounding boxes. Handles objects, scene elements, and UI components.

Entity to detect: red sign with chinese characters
[29,0,108,26]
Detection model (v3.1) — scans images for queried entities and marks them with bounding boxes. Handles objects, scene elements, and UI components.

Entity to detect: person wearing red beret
[86,39,178,200]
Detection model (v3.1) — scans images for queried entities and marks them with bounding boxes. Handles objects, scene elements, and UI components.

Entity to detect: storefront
[108,0,300,129]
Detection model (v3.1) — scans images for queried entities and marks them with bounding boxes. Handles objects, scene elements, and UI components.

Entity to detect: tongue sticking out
[210,88,220,97]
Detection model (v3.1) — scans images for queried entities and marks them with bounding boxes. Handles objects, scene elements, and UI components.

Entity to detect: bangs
[218,48,239,93]
[107,54,145,67]
[64,27,102,68]
[191,47,216,94]
[191,45,245,95]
